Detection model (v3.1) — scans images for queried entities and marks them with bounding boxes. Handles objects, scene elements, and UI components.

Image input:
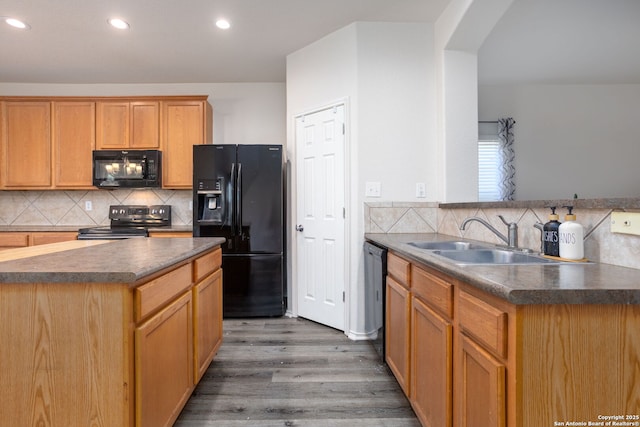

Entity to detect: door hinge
[343,207,345,219]
[342,291,345,302]
[342,123,345,135]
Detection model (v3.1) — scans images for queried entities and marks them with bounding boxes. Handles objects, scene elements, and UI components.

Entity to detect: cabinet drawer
[136,263,193,322]
[193,248,222,282]
[458,291,507,358]
[0,232,29,248]
[388,252,411,287]
[412,265,453,319]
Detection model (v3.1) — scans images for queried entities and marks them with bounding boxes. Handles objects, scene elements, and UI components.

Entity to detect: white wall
[0,82,286,146]
[479,84,640,199]
[286,22,436,338]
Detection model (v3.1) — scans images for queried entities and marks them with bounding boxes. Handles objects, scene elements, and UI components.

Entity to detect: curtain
[497,117,516,201]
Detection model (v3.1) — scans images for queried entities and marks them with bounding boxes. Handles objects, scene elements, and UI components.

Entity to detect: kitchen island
[0,237,225,427]
[366,233,640,427]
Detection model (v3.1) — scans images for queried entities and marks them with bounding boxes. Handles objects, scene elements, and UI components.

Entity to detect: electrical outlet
[365,182,381,197]
[416,182,426,198]
[189,200,193,211]
[611,211,640,236]
[85,201,92,211]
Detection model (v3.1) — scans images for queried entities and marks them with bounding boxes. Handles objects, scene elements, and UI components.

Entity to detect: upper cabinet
[1,101,52,188]
[161,100,212,188]
[0,96,211,190]
[52,101,96,188]
[96,101,160,149]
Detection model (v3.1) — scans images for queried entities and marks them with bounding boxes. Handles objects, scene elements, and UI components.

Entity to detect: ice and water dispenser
[196,178,224,224]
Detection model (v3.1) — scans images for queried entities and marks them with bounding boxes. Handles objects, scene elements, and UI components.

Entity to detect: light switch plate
[365,182,381,197]
[611,211,640,236]
[416,182,426,198]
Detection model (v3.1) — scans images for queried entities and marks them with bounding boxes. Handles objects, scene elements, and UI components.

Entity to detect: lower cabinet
[136,291,194,427]
[458,335,506,427]
[386,251,508,427]
[0,231,77,250]
[385,276,411,395]
[411,297,453,427]
[385,250,640,427]
[193,268,223,382]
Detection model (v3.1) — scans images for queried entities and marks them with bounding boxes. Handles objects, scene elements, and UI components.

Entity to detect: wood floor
[175,317,420,426]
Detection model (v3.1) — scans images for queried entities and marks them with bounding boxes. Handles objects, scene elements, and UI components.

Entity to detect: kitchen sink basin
[431,249,559,265]
[408,241,491,251]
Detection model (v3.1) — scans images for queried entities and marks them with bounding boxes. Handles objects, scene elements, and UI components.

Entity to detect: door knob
[296,225,304,232]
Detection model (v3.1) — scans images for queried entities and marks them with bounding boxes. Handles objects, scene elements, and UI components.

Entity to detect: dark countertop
[366,233,640,305]
[0,237,224,284]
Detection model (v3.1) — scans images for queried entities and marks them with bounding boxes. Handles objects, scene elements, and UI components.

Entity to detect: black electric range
[77,205,171,240]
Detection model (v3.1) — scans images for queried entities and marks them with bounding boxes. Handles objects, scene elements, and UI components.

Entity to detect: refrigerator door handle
[230,162,236,232]
[236,163,242,236]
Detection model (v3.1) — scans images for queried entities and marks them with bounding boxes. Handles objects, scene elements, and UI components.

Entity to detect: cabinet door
[135,291,194,427]
[130,101,160,148]
[52,101,95,188]
[193,268,223,382]
[161,100,205,188]
[30,232,78,246]
[96,101,129,149]
[1,101,51,187]
[0,232,29,250]
[411,296,453,427]
[385,276,411,395]
[458,335,506,427]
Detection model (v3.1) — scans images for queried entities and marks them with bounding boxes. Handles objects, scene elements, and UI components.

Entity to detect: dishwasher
[364,241,387,361]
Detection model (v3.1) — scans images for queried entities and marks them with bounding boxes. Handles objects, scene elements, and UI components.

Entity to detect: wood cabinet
[0,231,77,250]
[0,245,223,427]
[0,101,51,188]
[52,101,95,188]
[96,101,160,149]
[410,265,453,427]
[136,291,194,427]
[385,249,640,427]
[161,100,211,188]
[193,249,223,382]
[149,231,192,238]
[0,232,29,250]
[385,252,411,395]
[1,96,211,190]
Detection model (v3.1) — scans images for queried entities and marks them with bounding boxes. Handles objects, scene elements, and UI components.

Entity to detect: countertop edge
[365,232,640,305]
[0,237,224,284]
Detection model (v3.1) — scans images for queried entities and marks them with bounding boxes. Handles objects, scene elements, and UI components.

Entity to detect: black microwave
[93,150,162,188]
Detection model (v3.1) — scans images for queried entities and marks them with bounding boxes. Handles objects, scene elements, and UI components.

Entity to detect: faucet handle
[498,215,510,226]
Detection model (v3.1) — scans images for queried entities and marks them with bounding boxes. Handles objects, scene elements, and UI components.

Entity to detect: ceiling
[0,0,450,84]
[478,0,640,85]
[2,0,638,86]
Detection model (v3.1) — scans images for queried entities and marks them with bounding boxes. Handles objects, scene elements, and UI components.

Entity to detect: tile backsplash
[365,201,640,270]
[0,190,193,227]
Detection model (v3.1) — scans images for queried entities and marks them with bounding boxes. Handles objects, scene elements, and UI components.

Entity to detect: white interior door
[295,104,345,330]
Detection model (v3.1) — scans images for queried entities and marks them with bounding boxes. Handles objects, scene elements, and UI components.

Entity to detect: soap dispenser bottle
[543,206,561,257]
[558,206,584,260]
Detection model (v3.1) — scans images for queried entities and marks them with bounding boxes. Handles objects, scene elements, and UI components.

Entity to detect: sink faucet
[460,215,518,248]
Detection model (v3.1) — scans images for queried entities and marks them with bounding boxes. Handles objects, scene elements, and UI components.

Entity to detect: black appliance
[92,150,162,188]
[193,144,285,318]
[78,204,171,240]
[364,241,387,361]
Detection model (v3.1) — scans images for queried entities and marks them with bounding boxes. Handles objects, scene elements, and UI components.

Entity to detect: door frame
[290,98,351,335]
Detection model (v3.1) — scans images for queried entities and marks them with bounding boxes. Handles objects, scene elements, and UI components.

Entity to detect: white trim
[291,97,351,336]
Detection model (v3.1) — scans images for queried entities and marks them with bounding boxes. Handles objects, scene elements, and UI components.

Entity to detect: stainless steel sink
[431,249,559,265]
[408,241,491,251]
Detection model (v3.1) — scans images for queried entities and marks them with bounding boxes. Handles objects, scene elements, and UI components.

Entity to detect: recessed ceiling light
[4,17,30,30]
[108,18,130,30]
[215,19,230,30]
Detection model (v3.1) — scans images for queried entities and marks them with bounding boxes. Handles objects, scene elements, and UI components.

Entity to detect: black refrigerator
[193,144,285,317]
